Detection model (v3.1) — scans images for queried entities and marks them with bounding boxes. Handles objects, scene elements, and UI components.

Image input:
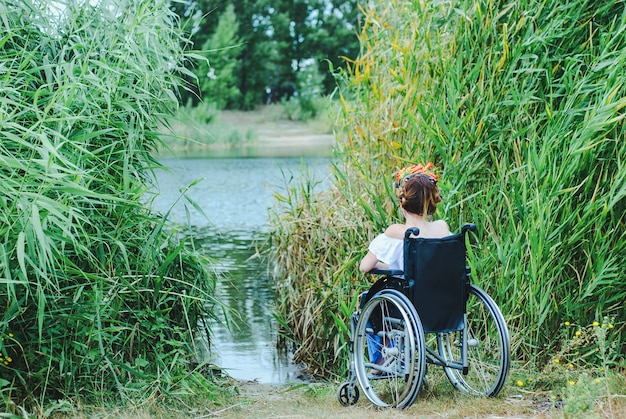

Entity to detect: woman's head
[394,163,441,216]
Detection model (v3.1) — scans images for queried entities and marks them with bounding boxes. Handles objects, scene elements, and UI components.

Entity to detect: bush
[0,0,217,413]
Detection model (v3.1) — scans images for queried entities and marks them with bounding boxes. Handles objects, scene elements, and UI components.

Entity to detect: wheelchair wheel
[337,382,359,406]
[437,284,510,396]
[353,289,426,408]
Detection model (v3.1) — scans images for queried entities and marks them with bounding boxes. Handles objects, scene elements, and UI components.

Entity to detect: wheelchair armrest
[369,268,404,276]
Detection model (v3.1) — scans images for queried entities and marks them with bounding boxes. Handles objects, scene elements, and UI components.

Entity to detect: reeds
[0,0,217,411]
[270,0,626,378]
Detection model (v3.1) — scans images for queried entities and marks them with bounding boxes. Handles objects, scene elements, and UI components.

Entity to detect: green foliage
[270,0,626,378]
[513,318,622,417]
[269,171,371,377]
[0,0,218,413]
[280,64,327,122]
[290,62,327,121]
[197,4,242,109]
[265,0,361,102]
[172,0,361,108]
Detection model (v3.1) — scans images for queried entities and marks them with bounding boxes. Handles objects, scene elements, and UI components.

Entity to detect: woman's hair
[397,173,441,216]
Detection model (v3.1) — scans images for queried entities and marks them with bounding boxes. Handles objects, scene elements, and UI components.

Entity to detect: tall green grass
[270,0,626,378]
[0,0,218,414]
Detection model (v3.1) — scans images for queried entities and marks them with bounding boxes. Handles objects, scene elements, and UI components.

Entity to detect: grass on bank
[28,300,625,416]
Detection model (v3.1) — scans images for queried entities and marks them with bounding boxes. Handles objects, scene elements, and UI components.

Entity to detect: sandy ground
[219,109,335,153]
[163,108,336,158]
[210,379,575,419]
[220,110,334,141]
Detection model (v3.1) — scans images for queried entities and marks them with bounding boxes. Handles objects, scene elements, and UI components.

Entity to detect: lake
[152,156,331,383]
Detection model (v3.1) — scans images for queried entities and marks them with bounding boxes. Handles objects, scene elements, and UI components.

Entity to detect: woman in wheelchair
[359,162,450,274]
[337,163,510,409]
[359,163,450,373]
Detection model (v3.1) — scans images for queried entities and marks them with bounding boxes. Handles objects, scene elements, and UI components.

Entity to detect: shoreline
[159,108,336,158]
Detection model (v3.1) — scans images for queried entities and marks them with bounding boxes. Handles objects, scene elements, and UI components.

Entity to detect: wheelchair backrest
[403,228,468,333]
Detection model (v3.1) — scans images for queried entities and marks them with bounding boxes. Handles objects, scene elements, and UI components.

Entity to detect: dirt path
[210,379,563,419]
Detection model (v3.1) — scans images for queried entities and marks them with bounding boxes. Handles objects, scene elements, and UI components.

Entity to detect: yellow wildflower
[593,321,600,327]
[516,380,524,387]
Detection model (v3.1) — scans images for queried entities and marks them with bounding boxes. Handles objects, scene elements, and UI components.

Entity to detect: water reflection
[152,157,330,383]
[191,226,301,383]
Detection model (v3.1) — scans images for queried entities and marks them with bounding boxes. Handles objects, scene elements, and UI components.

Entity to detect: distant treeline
[171,0,361,109]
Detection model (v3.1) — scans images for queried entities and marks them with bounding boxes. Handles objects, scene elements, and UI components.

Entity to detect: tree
[304,0,361,94]
[232,0,276,108]
[197,4,242,108]
[260,0,361,102]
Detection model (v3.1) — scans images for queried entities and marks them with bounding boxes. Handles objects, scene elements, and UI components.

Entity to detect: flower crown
[394,162,438,188]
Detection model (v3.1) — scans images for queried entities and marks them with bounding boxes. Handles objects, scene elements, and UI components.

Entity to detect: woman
[360,162,451,273]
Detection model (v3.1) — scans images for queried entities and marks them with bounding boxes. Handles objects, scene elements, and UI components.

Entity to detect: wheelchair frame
[337,224,510,409]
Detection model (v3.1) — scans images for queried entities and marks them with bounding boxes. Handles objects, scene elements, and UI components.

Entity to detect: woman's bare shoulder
[433,219,452,236]
[383,224,407,239]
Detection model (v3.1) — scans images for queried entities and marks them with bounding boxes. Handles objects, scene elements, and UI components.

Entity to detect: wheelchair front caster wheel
[337,382,359,406]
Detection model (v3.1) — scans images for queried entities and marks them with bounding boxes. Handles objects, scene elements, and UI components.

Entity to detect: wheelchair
[337,224,510,409]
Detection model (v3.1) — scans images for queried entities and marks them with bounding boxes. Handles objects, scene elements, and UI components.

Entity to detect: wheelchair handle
[405,227,420,239]
[406,225,475,237]
[462,223,477,235]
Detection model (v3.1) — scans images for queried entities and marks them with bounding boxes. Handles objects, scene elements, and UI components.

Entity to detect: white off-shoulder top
[368,233,403,270]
